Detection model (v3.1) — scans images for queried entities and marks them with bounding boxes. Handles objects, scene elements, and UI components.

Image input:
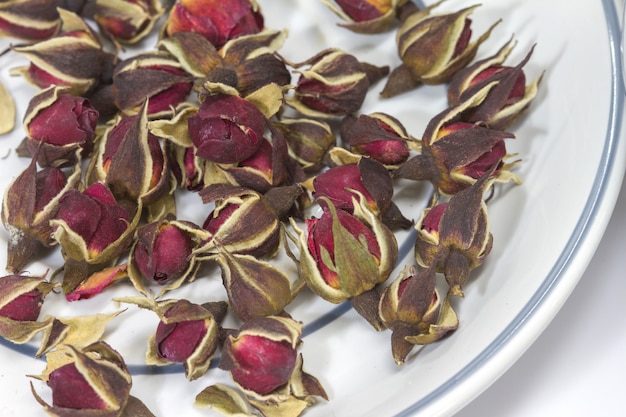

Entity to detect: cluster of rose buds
[0,0,543,416]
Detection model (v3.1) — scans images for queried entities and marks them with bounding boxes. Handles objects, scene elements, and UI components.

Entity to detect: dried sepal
[273,117,336,173]
[0,78,16,134]
[158,30,224,77]
[194,384,256,417]
[92,0,166,46]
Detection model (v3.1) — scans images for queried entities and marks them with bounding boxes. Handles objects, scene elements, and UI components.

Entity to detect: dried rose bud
[87,103,171,207]
[146,299,226,381]
[378,265,458,364]
[50,182,139,294]
[19,86,99,167]
[10,8,106,96]
[31,341,152,416]
[313,158,411,229]
[415,170,494,297]
[197,184,281,258]
[290,195,397,328]
[448,39,543,130]
[321,0,409,33]
[0,274,56,322]
[0,0,61,40]
[0,274,57,344]
[129,218,202,294]
[2,155,80,273]
[287,48,389,118]
[340,112,410,165]
[218,122,292,193]
[91,0,165,45]
[112,51,194,116]
[393,86,520,195]
[165,0,264,49]
[381,3,499,98]
[214,251,297,321]
[217,29,291,96]
[188,92,266,164]
[273,117,336,173]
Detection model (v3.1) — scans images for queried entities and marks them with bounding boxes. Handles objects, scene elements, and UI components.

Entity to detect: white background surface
[456,176,626,416]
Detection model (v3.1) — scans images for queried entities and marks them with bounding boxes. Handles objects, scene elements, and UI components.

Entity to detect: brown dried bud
[339,112,410,166]
[415,170,494,297]
[87,102,171,207]
[273,117,336,173]
[1,154,80,273]
[447,39,543,130]
[382,3,499,97]
[197,184,281,258]
[112,51,194,116]
[393,84,520,195]
[20,85,99,168]
[378,265,458,364]
[321,0,409,33]
[10,8,106,96]
[287,48,389,118]
[0,0,62,40]
[92,0,165,45]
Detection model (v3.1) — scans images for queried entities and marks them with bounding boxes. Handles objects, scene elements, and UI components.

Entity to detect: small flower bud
[188,92,267,164]
[287,48,389,118]
[197,184,281,258]
[415,170,494,297]
[393,85,520,195]
[88,103,170,207]
[165,0,264,49]
[2,154,81,273]
[30,341,148,415]
[340,112,410,166]
[214,251,297,321]
[382,3,499,97]
[321,0,408,33]
[129,218,202,293]
[289,194,398,328]
[148,299,227,380]
[378,265,458,364]
[50,182,140,294]
[447,39,543,130]
[21,86,99,167]
[10,8,106,96]
[92,0,165,45]
[273,117,336,173]
[112,51,194,116]
[0,273,56,322]
[0,0,61,40]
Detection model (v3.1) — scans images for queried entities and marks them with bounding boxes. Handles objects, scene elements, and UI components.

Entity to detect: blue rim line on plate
[393,0,625,415]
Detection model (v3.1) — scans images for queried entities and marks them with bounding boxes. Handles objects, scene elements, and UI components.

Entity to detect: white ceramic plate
[1,0,625,416]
